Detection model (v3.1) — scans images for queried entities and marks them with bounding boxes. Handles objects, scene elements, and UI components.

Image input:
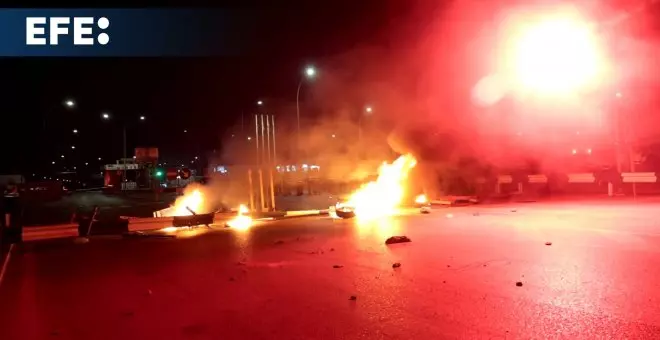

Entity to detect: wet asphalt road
[2,201,660,339]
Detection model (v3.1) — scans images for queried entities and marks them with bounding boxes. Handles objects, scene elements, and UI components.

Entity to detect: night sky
[0,1,424,176]
[3,1,659,178]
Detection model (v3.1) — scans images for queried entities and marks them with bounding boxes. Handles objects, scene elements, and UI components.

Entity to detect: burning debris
[337,154,417,220]
[154,184,210,218]
[415,194,428,205]
[225,204,252,230]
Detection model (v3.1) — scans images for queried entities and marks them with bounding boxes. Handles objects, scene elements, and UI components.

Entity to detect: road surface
[2,201,660,339]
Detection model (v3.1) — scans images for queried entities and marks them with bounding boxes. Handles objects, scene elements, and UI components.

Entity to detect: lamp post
[296,66,316,158]
[102,113,146,189]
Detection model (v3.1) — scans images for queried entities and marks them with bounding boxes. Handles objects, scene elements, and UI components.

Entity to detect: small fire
[415,194,428,205]
[226,204,252,230]
[345,154,417,220]
[171,189,204,216]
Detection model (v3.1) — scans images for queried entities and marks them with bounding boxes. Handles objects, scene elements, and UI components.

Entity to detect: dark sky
[4,0,658,177]
[0,1,425,175]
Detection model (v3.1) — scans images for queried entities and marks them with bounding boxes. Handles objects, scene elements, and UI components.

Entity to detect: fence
[483,171,660,197]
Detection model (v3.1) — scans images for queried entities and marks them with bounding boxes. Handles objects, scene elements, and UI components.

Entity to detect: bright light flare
[415,194,428,205]
[226,204,252,231]
[497,6,609,98]
[344,154,417,220]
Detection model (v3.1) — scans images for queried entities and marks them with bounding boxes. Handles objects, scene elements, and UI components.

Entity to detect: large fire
[344,154,417,219]
[170,189,205,216]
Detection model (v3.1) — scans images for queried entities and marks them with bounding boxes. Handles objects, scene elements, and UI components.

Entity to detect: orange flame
[226,204,252,231]
[170,189,205,216]
[345,154,417,220]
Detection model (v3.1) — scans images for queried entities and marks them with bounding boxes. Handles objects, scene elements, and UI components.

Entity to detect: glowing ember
[415,194,428,205]
[170,189,204,216]
[226,204,252,231]
[345,154,417,220]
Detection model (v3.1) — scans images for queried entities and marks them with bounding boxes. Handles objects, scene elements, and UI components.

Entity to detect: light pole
[102,113,146,189]
[296,66,316,158]
[359,106,373,155]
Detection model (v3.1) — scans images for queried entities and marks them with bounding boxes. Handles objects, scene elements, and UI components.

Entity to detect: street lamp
[296,65,317,156]
[101,115,146,187]
[64,99,75,108]
[73,129,78,134]
[71,145,75,149]
[257,100,263,106]
[359,105,374,146]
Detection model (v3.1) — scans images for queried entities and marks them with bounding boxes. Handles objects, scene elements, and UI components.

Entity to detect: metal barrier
[622,172,657,183]
[567,173,596,183]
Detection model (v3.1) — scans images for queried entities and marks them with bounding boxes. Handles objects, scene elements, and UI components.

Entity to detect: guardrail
[488,171,660,197]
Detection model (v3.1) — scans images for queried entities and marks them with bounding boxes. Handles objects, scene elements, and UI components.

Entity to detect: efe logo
[26,17,110,45]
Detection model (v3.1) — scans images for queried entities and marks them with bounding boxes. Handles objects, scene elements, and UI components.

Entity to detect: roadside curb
[22,209,329,242]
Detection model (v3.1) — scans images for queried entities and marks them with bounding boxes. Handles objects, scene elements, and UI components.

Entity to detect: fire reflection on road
[354,216,403,241]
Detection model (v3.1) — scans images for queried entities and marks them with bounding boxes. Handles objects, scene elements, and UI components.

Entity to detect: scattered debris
[330,248,335,252]
[333,265,344,269]
[146,289,153,296]
[420,206,431,214]
[236,261,247,266]
[511,209,517,212]
[545,242,552,246]
[473,212,480,216]
[229,277,236,282]
[442,280,446,284]
[515,281,523,287]
[392,262,401,268]
[349,295,357,301]
[274,240,285,245]
[385,236,411,245]
[483,264,487,267]
[447,265,451,268]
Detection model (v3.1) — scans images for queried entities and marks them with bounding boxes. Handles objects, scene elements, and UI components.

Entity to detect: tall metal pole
[254,114,260,166]
[296,79,303,160]
[258,169,265,211]
[266,114,271,164]
[260,114,266,162]
[248,169,255,212]
[271,115,277,165]
[122,125,127,190]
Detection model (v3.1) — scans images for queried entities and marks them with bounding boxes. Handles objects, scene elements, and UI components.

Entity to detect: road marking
[0,243,15,289]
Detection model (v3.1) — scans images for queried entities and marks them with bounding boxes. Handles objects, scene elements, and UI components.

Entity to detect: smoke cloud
[209,1,660,198]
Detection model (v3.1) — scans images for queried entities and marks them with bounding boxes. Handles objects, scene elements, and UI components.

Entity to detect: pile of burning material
[225,204,252,230]
[415,194,432,214]
[153,187,215,227]
[334,154,417,219]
